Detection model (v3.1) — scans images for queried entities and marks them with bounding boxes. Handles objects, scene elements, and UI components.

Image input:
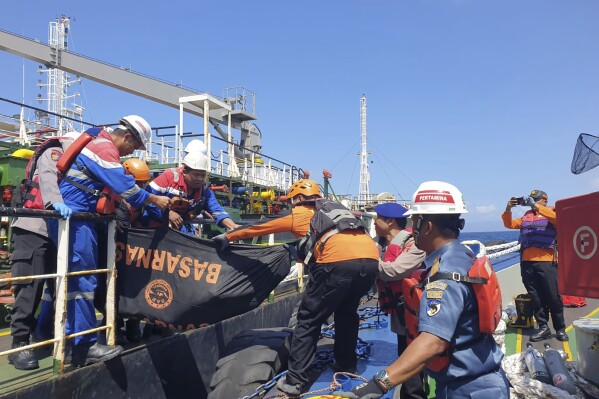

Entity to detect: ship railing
[145,130,302,191]
[0,208,116,374]
[461,240,521,260]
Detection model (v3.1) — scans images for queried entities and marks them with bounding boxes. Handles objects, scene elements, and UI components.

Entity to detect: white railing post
[105,220,117,346]
[53,218,70,374]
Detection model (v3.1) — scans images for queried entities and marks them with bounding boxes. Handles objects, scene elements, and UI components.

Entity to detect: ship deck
[0,298,597,398]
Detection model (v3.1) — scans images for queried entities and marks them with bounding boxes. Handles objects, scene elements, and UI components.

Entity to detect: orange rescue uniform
[226,204,378,263]
[501,205,557,262]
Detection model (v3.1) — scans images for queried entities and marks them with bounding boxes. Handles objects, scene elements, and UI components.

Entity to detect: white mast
[37,16,82,135]
[358,94,370,207]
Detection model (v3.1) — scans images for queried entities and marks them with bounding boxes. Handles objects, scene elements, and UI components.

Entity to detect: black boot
[555,329,569,341]
[530,325,551,342]
[71,342,123,367]
[8,341,39,370]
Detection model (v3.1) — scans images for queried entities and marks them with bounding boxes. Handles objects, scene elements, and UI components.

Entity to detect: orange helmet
[123,158,151,182]
[287,179,321,199]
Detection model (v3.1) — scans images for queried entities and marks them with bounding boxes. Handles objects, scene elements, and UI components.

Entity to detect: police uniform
[420,240,508,398]
[144,166,231,235]
[10,147,63,346]
[49,130,150,346]
[374,203,427,399]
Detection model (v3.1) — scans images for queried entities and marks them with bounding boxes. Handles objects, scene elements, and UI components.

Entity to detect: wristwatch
[373,369,393,393]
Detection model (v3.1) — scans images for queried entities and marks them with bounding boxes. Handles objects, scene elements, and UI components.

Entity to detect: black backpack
[297,199,365,265]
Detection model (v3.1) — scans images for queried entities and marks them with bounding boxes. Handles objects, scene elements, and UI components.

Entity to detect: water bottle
[524,343,551,384]
[543,343,577,394]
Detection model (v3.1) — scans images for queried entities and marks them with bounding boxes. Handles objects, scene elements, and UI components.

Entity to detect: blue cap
[83,127,103,137]
[374,203,408,219]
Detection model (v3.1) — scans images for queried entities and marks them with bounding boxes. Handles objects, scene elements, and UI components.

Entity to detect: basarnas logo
[145,279,174,309]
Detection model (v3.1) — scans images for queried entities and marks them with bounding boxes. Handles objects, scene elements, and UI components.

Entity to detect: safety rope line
[461,239,520,260]
[241,307,386,399]
[486,244,521,260]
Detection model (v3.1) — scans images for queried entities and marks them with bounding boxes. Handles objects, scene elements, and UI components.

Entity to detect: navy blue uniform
[420,241,509,398]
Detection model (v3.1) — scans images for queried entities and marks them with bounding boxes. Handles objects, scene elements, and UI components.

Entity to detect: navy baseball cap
[374,203,408,219]
[530,190,548,200]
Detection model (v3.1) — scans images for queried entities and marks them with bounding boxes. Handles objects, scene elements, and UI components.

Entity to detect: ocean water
[461,230,519,244]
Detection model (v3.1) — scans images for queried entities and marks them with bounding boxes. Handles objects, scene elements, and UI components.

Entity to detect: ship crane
[0,27,261,159]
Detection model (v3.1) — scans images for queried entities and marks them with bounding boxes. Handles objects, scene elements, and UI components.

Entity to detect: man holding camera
[502,190,566,342]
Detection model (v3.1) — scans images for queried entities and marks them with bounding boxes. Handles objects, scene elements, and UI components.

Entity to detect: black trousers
[10,228,56,343]
[520,260,565,331]
[397,334,427,399]
[286,258,378,387]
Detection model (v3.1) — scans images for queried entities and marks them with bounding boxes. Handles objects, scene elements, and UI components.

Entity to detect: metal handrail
[0,209,117,374]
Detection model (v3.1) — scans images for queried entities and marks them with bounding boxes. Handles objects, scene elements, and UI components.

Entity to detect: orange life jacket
[402,256,501,372]
[376,239,414,316]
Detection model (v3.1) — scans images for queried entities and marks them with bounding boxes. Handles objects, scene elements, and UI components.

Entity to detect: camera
[512,197,526,206]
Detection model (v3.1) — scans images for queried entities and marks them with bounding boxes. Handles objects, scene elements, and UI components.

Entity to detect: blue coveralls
[49,131,149,345]
[419,240,509,399]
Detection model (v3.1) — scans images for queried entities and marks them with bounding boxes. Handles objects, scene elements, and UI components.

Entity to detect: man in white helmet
[48,115,171,367]
[145,149,239,235]
[338,181,508,399]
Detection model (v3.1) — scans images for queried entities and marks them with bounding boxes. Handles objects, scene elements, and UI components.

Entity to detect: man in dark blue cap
[374,202,427,399]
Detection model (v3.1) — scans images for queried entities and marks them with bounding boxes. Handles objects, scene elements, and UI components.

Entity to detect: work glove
[53,202,73,219]
[213,233,230,251]
[115,202,131,232]
[523,196,536,207]
[336,379,387,399]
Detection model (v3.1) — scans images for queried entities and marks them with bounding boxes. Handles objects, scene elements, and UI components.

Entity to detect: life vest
[20,134,93,209]
[402,256,501,372]
[296,199,365,265]
[58,132,122,215]
[519,209,557,250]
[376,235,414,317]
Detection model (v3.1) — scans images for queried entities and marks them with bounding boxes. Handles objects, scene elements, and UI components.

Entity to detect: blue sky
[2,1,599,231]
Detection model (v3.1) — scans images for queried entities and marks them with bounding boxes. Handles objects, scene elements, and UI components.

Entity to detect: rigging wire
[369,140,419,188]
[345,155,359,195]
[330,139,360,173]
[370,151,408,201]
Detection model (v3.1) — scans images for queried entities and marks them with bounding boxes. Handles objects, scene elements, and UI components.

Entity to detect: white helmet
[61,131,81,151]
[184,139,207,154]
[183,152,210,171]
[404,181,468,215]
[119,115,151,150]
